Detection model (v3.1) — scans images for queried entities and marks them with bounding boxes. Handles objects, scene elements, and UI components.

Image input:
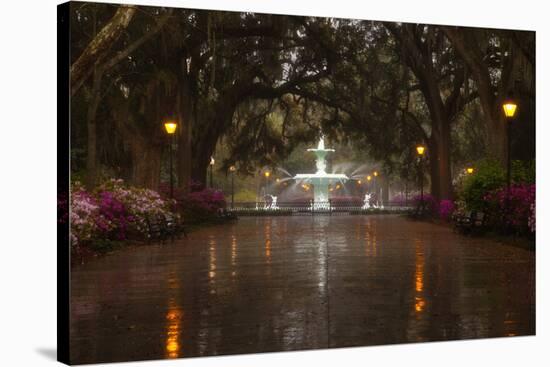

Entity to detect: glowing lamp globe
[466,167,474,174]
[416,145,425,156]
[164,121,177,134]
[502,101,517,118]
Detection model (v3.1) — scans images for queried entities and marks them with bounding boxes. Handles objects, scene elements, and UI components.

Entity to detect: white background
[0,0,548,365]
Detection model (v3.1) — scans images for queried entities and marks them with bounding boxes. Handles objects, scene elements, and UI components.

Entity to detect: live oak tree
[384,24,478,200]
[72,6,335,190]
[70,4,172,187]
[443,26,535,166]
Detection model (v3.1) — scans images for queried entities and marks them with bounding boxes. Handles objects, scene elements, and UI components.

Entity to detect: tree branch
[71,5,137,94]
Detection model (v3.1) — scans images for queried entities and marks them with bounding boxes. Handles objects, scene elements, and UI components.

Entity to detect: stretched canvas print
[57,1,536,364]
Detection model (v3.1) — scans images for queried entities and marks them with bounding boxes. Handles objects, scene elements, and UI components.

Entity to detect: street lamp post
[164,121,177,199]
[209,157,215,189]
[416,145,426,208]
[264,171,271,196]
[502,96,517,191]
[229,165,236,208]
[502,95,518,226]
[373,171,379,206]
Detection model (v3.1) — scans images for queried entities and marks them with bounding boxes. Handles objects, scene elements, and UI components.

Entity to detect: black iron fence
[228,200,413,216]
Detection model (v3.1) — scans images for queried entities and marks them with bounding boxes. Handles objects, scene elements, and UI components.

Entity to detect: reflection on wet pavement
[70,215,535,364]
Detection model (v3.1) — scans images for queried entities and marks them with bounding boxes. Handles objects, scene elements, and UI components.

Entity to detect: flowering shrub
[411,193,438,216]
[484,183,535,234]
[179,188,226,223]
[69,179,176,250]
[438,199,455,221]
[528,202,535,233]
[158,180,227,223]
[186,189,225,211]
[97,179,174,236]
[96,191,131,241]
[70,182,100,246]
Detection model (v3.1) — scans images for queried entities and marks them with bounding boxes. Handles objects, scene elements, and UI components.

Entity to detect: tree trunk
[191,124,220,187]
[487,112,508,165]
[112,100,162,191]
[382,177,390,206]
[85,71,102,188]
[426,126,453,201]
[176,79,194,193]
[434,120,453,200]
[191,154,209,187]
[177,113,193,192]
[130,137,161,190]
[473,70,508,165]
[427,138,440,200]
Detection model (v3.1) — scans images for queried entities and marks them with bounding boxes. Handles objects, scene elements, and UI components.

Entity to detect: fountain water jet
[293,137,349,208]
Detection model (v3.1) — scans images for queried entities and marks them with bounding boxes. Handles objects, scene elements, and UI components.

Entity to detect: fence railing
[227,201,413,215]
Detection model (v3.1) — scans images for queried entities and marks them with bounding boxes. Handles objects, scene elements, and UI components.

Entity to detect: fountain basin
[293,173,348,180]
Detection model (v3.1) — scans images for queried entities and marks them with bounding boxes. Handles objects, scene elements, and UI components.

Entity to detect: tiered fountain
[294,137,349,209]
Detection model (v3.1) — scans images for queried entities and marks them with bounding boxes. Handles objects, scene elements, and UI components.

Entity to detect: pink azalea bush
[528,202,535,233]
[179,188,226,223]
[69,179,176,249]
[70,182,100,246]
[412,193,438,215]
[484,183,535,234]
[97,179,175,236]
[159,180,227,224]
[409,194,456,221]
[438,199,455,221]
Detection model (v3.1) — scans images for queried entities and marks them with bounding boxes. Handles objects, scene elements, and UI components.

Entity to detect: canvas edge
[58,1,71,365]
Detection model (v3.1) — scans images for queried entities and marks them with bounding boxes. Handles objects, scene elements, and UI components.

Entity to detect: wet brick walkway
[70,215,535,364]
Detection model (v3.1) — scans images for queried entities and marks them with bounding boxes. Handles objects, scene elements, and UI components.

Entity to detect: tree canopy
[69,3,535,200]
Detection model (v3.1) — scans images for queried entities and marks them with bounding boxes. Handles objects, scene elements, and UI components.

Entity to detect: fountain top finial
[308,135,334,153]
[318,136,325,150]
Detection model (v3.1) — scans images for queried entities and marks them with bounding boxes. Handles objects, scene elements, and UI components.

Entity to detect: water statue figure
[294,136,349,209]
[264,195,279,210]
[264,195,272,209]
[270,196,279,210]
[362,193,372,209]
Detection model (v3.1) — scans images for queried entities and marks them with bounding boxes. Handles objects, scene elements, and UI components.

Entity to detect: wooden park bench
[409,202,430,219]
[145,213,186,243]
[165,213,187,239]
[453,210,487,234]
[217,208,239,221]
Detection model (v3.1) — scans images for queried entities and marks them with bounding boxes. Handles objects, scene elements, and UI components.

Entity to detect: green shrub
[511,159,535,184]
[458,158,535,212]
[459,159,505,211]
